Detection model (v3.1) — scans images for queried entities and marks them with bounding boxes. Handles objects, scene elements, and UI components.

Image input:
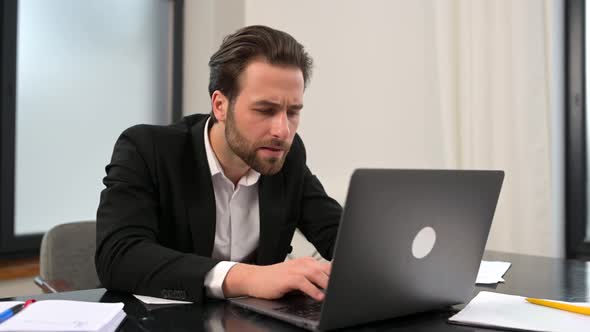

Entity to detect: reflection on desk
[1,251,587,332]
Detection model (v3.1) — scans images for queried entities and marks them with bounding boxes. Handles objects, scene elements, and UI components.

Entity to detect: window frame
[565,0,590,259]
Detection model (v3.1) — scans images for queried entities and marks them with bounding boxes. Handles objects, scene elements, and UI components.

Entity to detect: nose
[270,110,290,140]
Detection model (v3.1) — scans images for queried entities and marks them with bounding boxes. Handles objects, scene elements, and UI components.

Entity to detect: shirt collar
[203,117,260,187]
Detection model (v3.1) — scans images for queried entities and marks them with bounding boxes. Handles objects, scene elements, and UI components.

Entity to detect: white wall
[183,0,461,259]
[185,0,446,204]
[183,1,244,116]
[183,0,563,257]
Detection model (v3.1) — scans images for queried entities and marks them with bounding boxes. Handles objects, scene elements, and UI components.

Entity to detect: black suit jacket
[95,114,342,303]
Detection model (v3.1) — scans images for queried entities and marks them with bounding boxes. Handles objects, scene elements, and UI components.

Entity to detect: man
[95,25,341,304]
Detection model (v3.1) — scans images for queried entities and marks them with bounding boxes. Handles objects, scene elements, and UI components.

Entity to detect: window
[0,0,184,256]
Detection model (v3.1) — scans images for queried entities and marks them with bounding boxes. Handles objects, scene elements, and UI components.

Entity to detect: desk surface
[3,251,589,331]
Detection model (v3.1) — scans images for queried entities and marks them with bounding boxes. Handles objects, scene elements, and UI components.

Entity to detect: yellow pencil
[526,297,590,316]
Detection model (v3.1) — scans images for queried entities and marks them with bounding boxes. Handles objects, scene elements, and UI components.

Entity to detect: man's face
[224,60,304,175]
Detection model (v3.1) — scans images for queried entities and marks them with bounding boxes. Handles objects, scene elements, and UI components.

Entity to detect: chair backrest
[39,221,101,290]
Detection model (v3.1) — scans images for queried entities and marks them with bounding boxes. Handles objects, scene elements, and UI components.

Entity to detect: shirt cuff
[204,261,238,299]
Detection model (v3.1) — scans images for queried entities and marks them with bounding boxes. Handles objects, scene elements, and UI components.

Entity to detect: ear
[211,91,229,123]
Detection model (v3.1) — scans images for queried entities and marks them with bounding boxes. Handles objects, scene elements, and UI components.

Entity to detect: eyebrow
[252,100,303,111]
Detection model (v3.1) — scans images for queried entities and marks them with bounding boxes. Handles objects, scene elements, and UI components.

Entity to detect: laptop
[230,169,504,331]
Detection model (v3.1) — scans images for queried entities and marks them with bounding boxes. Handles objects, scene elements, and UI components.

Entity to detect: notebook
[449,291,590,332]
[0,300,125,332]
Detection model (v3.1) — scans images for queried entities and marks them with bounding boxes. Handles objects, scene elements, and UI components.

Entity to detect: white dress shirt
[202,118,261,298]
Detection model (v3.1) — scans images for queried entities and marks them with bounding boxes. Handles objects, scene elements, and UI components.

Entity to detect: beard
[225,105,291,175]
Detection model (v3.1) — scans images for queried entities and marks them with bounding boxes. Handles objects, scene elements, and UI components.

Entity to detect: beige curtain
[431,0,563,257]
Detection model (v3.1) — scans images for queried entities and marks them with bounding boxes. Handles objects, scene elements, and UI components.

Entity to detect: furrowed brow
[252,100,281,108]
[252,100,303,111]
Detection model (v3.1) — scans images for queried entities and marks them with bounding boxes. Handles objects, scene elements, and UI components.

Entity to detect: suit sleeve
[294,136,342,259]
[95,127,219,303]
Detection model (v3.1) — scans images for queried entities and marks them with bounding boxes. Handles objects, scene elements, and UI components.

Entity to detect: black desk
[4,251,588,331]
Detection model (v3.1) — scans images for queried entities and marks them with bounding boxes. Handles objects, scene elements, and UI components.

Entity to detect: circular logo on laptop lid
[412,226,436,259]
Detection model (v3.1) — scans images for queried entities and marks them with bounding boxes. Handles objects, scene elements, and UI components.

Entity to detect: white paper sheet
[133,294,192,304]
[476,260,511,284]
[449,291,590,332]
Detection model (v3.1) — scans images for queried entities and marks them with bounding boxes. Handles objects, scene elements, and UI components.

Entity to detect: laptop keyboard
[274,301,322,320]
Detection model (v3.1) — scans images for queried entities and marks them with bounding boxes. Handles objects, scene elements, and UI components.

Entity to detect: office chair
[35,221,101,293]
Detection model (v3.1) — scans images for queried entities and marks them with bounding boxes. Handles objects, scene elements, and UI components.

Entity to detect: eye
[254,108,273,114]
[287,110,300,118]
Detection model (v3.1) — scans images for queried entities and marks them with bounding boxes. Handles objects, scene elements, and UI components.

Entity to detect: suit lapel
[256,173,286,265]
[184,118,216,257]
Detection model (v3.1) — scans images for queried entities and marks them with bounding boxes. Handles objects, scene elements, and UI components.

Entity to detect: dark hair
[208,25,313,123]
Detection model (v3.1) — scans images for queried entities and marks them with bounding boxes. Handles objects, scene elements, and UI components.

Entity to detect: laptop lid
[230,169,504,331]
[317,169,504,330]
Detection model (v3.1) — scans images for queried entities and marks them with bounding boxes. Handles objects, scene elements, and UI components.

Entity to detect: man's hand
[222,257,331,301]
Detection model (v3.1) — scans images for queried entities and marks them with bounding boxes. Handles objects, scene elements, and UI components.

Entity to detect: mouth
[260,146,283,152]
[258,146,285,158]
